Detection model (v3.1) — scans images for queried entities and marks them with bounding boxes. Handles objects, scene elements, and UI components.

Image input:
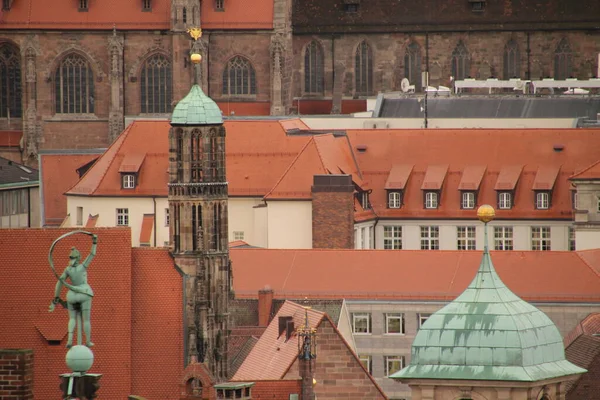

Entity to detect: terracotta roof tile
[0,130,22,147]
[570,159,600,180]
[1,0,170,30]
[532,165,561,190]
[230,248,600,303]
[118,153,146,173]
[494,164,523,190]
[139,214,154,245]
[85,214,98,228]
[233,301,325,381]
[201,0,273,30]
[385,164,413,189]
[216,102,271,116]
[421,164,449,190]
[458,165,486,190]
[35,314,67,342]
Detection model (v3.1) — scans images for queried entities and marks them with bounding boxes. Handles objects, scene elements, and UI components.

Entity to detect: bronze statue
[49,231,98,349]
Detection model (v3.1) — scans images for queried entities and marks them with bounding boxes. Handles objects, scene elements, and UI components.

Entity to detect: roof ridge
[570,159,600,180]
[575,251,600,280]
[312,133,333,170]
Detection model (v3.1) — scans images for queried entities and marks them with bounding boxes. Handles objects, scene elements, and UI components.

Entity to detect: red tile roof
[40,152,102,226]
[230,248,600,303]
[494,165,523,190]
[85,214,98,228]
[458,165,486,191]
[570,160,600,180]
[119,153,146,173]
[200,0,273,30]
[0,0,171,30]
[139,214,154,245]
[250,380,302,399]
[216,102,271,116]
[532,165,561,190]
[292,99,367,115]
[421,164,448,190]
[385,164,413,189]
[0,130,22,147]
[564,313,600,398]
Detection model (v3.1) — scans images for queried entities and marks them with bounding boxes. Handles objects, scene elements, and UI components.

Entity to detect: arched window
[554,38,573,80]
[222,56,256,96]
[304,41,324,94]
[141,54,172,113]
[451,41,470,80]
[355,41,373,96]
[0,43,22,118]
[503,40,520,79]
[404,41,422,91]
[55,53,94,114]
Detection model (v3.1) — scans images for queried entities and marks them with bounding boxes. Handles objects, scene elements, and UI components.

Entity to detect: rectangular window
[360,227,366,249]
[142,0,151,11]
[461,191,475,209]
[352,313,371,334]
[470,0,485,12]
[344,4,359,12]
[569,226,576,251]
[233,231,244,241]
[384,355,405,376]
[498,192,512,209]
[215,0,224,11]
[122,174,136,189]
[76,207,83,226]
[383,226,402,250]
[536,192,550,209]
[494,226,513,250]
[19,189,28,214]
[10,191,18,215]
[369,225,374,249]
[418,313,431,329]
[358,354,372,374]
[457,226,476,250]
[2,0,11,11]
[385,313,405,335]
[165,208,170,226]
[388,191,401,209]
[116,208,129,226]
[361,192,370,210]
[531,226,551,251]
[79,0,88,11]
[420,226,439,250]
[424,192,438,209]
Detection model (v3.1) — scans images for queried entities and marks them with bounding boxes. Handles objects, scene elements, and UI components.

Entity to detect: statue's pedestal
[59,373,102,400]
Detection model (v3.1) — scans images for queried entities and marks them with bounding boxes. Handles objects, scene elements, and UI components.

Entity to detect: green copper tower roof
[171,84,223,126]
[391,214,586,382]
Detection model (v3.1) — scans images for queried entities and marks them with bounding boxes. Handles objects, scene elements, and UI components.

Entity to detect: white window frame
[568,226,576,251]
[360,227,366,249]
[425,191,438,209]
[215,0,224,10]
[369,225,374,249]
[233,231,245,241]
[385,313,405,335]
[383,226,402,250]
[531,226,551,251]
[352,313,371,334]
[361,191,370,210]
[461,191,475,209]
[165,208,170,226]
[358,354,372,374]
[420,226,439,250]
[457,226,476,250]
[116,208,129,226]
[498,192,512,209]
[76,206,83,226]
[418,313,431,330]
[122,174,135,189]
[388,191,401,208]
[384,355,405,376]
[494,226,514,250]
[536,192,550,209]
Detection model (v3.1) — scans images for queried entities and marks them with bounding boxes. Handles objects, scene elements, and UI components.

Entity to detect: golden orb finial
[190,53,202,64]
[477,204,495,223]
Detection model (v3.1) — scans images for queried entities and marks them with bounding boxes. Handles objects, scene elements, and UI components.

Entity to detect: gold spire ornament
[187,28,203,64]
[477,204,495,223]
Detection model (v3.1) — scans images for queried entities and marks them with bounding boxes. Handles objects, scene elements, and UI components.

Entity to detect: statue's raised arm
[83,234,98,268]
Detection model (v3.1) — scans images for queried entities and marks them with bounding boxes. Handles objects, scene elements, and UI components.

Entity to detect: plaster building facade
[0,155,39,227]
[1,0,600,164]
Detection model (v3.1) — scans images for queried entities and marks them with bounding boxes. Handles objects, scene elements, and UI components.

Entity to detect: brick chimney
[0,349,33,400]
[311,174,355,249]
[258,286,274,327]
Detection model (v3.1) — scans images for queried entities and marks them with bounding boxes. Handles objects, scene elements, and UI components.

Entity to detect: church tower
[168,28,230,382]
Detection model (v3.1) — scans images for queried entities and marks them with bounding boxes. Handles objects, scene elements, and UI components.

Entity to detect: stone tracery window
[55,53,94,114]
[140,54,172,113]
[222,56,256,96]
[304,40,324,94]
[503,39,520,79]
[554,38,573,80]
[355,41,373,96]
[404,41,422,91]
[451,41,470,80]
[0,43,22,118]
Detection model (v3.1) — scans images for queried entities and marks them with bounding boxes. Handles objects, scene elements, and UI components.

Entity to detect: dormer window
[142,0,151,11]
[535,191,550,210]
[215,0,224,11]
[79,0,88,11]
[461,191,476,209]
[122,174,136,189]
[424,191,438,209]
[359,190,371,210]
[388,191,402,209]
[498,191,512,209]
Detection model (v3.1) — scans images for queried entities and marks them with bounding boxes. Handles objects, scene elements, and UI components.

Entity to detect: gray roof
[0,157,39,188]
[272,299,343,325]
[377,97,600,119]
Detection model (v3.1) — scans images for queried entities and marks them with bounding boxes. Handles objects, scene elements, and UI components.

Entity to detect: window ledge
[48,114,101,122]
[383,333,406,336]
[353,332,372,336]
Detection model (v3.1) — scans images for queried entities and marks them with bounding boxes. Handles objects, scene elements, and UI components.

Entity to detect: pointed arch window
[554,38,573,80]
[0,43,22,118]
[141,54,172,113]
[55,53,94,114]
[355,41,373,96]
[222,56,256,96]
[404,41,422,91]
[451,41,470,80]
[304,41,324,94]
[503,40,520,79]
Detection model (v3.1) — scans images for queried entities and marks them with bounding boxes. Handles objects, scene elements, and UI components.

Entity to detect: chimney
[311,174,355,249]
[258,285,274,327]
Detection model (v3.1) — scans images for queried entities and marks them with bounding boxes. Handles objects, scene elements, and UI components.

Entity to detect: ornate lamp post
[297,307,317,400]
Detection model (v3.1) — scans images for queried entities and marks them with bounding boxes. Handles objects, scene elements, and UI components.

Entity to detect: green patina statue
[48,231,98,349]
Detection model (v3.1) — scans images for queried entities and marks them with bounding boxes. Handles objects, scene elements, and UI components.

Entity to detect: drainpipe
[152,196,157,247]
[526,32,531,80]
